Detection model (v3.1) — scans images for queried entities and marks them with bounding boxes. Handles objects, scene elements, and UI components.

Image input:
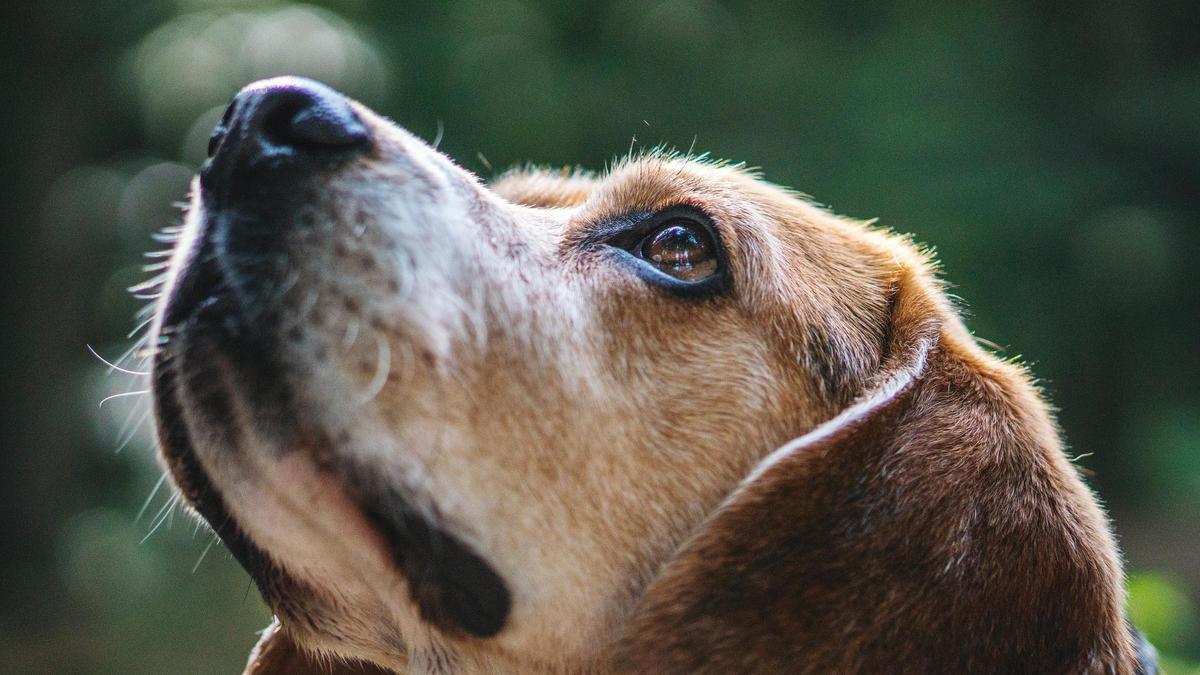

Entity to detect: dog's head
[150,78,1144,674]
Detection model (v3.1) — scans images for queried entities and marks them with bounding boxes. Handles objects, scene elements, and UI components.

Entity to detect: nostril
[207,99,239,158]
[207,124,228,159]
[259,88,369,151]
[259,97,308,148]
[288,100,370,148]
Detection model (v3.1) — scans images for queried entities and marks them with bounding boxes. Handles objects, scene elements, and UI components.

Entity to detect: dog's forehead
[493,156,782,241]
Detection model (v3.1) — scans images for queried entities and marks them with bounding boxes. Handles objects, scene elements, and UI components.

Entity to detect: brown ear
[244,619,393,675]
[613,266,1138,674]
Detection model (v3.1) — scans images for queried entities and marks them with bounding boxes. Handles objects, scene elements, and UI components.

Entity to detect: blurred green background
[1,0,1197,672]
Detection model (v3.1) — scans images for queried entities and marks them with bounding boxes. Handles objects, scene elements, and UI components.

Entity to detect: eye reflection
[638,220,718,282]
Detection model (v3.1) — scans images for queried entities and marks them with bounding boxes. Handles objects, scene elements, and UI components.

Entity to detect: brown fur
[152,82,1142,674]
[610,263,1133,674]
[246,620,392,674]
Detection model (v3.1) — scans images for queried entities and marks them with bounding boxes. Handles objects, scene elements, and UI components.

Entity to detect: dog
[147,77,1156,674]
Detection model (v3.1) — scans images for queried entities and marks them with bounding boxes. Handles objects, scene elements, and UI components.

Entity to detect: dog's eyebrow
[566,210,653,250]
[572,159,711,220]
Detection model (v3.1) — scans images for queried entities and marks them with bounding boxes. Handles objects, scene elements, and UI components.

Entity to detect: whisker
[145,491,176,530]
[125,315,156,340]
[87,344,150,376]
[98,390,149,408]
[135,472,169,523]
[151,229,181,244]
[432,119,445,149]
[191,535,219,574]
[115,334,154,372]
[141,494,180,544]
[113,406,151,454]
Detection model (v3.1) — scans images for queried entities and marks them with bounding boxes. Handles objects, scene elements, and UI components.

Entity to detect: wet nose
[206,77,370,170]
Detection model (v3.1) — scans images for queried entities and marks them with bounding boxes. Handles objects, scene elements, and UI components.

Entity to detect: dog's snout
[206,77,370,178]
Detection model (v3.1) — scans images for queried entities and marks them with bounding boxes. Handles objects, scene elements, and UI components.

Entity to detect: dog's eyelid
[584,205,731,296]
[570,210,652,250]
[581,206,719,246]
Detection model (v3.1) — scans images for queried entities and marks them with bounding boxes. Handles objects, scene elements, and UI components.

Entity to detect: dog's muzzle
[152,78,511,640]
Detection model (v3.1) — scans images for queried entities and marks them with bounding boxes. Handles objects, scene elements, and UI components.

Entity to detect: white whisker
[87,344,150,376]
[432,119,445,149]
[125,315,156,340]
[115,335,153,373]
[113,407,151,454]
[135,473,169,523]
[141,494,180,544]
[98,390,149,408]
[191,535,219,574]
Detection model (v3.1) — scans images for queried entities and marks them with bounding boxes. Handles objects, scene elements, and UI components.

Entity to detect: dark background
[2,1,1197,672]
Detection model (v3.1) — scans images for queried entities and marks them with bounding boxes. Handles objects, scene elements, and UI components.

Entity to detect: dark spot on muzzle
[358,486,512,638]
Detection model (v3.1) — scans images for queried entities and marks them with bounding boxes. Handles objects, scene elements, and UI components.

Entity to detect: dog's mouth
[151,217,511,640]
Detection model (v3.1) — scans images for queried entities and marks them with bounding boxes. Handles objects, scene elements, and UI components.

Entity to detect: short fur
[148,78,1149,674]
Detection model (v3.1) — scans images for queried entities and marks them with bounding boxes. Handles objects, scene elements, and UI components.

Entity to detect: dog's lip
[216,423,514,638]
[151,326,286,588]
[152,336,369,583]
[254,450,514,640]
[255,450,401,575]
[154,295,511,639]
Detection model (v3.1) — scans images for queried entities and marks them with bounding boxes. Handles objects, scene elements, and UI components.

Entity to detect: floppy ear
[243,619,392,675]
[613,265,1139,674]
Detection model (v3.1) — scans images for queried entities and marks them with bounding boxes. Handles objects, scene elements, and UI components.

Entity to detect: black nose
[206,77,370,171]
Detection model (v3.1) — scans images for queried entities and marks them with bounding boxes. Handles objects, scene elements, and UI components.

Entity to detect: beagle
[147,77,1156,674]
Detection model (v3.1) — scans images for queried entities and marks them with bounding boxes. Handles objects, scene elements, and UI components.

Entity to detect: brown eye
[638,220,719,281]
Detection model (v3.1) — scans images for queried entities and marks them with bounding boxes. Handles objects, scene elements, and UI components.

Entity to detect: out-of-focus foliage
[1,0,1196,671]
